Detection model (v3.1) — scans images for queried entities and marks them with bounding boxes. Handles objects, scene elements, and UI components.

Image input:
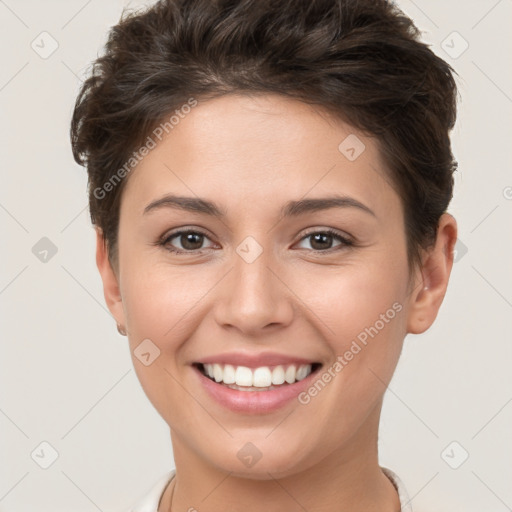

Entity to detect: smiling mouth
[194,362,322,391]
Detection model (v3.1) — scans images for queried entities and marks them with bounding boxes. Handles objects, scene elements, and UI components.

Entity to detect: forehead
[122,93,400,221]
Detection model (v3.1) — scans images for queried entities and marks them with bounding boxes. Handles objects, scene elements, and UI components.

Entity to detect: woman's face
[98,93,452,477]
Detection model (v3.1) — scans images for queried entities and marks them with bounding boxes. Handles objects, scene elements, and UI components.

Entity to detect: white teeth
[285,365,296,384]
[296,365,309,381]
[271,365,285,385]
[201,363,314,387]
[223,364,236,384]
[235,366,253,386]
[253,367,272,387]
[213,363,223,382]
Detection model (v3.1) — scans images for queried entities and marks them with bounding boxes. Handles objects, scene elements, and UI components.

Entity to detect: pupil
[182,233,203,250]
[311,233,331,250]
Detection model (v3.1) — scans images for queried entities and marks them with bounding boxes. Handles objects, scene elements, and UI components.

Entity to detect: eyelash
[157,228,354,255]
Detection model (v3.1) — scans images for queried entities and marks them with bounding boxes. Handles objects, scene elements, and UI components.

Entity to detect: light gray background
[1,0,511,511]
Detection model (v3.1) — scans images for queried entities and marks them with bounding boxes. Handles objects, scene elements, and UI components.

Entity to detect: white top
[127,467,412,512]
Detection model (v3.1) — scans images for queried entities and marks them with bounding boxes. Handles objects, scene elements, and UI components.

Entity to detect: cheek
[300,249,408,347]
[299,251,408,414]
[324,260,407,420]
[118,260,211,405]
[332,270,406,354]
[122,261,209,341]
[339,256,407,360]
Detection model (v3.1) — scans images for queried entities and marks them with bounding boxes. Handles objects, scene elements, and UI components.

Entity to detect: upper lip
[195,351,320,368]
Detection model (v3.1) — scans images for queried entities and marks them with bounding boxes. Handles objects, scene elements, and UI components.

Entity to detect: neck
[159,407,400,512]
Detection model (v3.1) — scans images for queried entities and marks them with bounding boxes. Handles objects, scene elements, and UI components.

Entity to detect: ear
[95,227,126,330]
[406,213,458,334]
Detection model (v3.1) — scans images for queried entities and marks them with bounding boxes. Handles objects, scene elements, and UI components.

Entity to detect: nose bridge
[214,234,293,333]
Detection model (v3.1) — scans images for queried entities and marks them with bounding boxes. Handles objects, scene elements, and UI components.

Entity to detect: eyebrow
[143,194,376,218]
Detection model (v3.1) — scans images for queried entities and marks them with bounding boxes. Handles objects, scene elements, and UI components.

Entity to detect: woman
[71,0,459,510]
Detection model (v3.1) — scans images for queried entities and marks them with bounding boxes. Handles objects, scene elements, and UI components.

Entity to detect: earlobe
[406,213,457,335]
[95,227,126,331]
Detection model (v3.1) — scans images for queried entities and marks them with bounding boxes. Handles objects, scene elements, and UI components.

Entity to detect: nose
[213,243,294,336]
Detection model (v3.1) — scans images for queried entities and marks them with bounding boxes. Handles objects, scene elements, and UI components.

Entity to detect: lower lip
[193,365,320,414]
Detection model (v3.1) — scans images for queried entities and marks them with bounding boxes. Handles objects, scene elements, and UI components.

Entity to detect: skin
[96,93,457,512]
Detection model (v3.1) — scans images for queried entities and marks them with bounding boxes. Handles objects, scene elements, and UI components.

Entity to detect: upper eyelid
[163,227,214,243]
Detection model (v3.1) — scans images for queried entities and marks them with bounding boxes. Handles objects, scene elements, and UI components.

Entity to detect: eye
[295,228,353,252]
[158,227,354,255]
[160,229,215,253]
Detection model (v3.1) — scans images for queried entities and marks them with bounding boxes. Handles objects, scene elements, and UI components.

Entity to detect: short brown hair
[71,0,459,272]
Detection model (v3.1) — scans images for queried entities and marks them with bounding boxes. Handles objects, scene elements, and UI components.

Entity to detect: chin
[217,460,304,481]
[204,440,317,480]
